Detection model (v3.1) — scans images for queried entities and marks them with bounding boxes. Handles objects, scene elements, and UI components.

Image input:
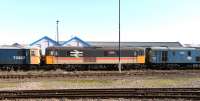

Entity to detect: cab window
[49,51,58,56]
[133,51,137,57]
[50,51,54,56]
[31,51,36,56]
[138,50,144,56]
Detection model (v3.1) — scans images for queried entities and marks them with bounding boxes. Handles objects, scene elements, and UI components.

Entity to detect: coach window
[188,51,191,56]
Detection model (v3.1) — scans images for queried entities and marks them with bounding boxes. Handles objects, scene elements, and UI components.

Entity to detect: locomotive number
[13,56,25,60]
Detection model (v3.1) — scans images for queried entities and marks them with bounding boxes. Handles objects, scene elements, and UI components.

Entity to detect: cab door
[161,51,168,63]
[30,48,40,64]
[45,50,55,64]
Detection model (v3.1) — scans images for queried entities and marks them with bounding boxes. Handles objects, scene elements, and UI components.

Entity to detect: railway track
[0,88,200,100]
[0,70,194,79]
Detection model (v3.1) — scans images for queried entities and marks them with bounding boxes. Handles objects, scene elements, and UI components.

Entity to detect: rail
[0,88,200,99]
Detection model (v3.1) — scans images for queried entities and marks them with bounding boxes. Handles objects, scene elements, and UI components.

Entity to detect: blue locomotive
[0,47,40,70]
[145,47,200,68]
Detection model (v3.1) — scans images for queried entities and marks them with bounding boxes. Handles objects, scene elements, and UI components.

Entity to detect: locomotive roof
[87,42,183,47]
[150,47,196,50]
[0,46,28,49]
[46,46,145,50]
[0,46,40,50]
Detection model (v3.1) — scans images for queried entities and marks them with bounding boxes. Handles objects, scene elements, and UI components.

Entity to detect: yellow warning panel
[30,56,40,64]
[137,56,145,63]
[46,56,54,64]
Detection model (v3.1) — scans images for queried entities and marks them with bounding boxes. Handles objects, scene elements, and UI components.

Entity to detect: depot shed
[30,36,59,55]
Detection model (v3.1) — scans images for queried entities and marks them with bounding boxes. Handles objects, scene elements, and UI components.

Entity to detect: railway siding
[0,88,200,100]
[0,70,200,90]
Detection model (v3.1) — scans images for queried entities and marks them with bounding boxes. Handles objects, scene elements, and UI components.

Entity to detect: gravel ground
[0,69,200,75]
[0,70,200,90]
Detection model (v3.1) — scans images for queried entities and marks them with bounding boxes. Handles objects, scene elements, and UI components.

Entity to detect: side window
[18,50,23,55]
[172,51,176,56]
[66,51,70,56]
[188,51,191,56]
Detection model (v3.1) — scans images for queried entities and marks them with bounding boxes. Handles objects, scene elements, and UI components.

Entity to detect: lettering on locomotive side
[187,56,192,60]
[13,56,26,60]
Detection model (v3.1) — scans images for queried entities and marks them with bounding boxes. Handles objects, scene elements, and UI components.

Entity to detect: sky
[0,0,200,45]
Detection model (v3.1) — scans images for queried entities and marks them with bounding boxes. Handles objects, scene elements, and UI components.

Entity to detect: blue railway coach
[147,47,200,64]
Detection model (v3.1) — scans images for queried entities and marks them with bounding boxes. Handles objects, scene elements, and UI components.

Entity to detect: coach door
[161,51,168,63]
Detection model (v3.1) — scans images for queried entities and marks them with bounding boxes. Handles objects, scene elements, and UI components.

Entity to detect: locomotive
[0,47,40,70]
[145,47,200,69]
[0,46,200,70]
[44,47,145,70]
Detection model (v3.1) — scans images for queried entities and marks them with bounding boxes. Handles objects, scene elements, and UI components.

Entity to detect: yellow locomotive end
[135,48,146,64]
[30,48,41,64]
[137,56,145,63]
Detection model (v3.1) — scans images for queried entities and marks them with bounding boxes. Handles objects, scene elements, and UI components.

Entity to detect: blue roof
[30,36,59,46]
[62,36,91,47]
